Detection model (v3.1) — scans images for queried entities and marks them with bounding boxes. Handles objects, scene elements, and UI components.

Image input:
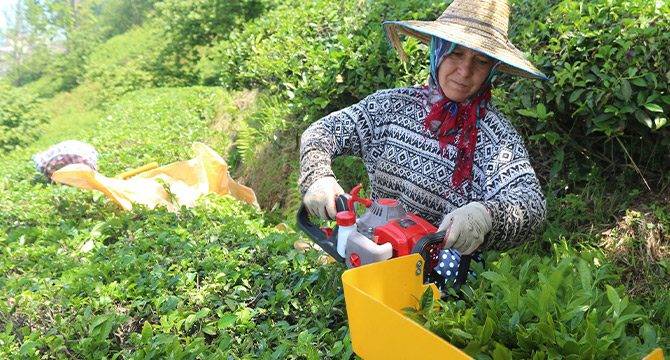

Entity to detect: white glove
[303,176,344,220]
[438,202,492,255]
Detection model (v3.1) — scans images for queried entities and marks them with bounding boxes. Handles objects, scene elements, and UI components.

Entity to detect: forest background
[0,0,669,358]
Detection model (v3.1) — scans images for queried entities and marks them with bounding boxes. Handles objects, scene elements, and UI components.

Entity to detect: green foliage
[0,84,49,153]
[85,87,227,174]
[231,94,290,166]
[0,197,349,358]
[82,23,166,104]
[407,243,667,359]
[0,0,668,357]
[155,0,269,50]
[4,0,155,92]
[200,0,442,124]
[153,0,272,83]
[94,0,155,39]
[0,86,351,357]
[499,0,670,172]
[18,0,106,91]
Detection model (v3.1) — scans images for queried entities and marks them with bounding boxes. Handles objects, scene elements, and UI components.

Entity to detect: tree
[0,0,50,85]
[1,0,155,90]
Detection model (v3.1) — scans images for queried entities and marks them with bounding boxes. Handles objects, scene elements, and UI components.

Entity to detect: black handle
[411,230,472,289]
[334,194,349,213]
[296,195,350,263]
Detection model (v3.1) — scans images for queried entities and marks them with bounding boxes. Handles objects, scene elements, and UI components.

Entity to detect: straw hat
[383,0,548,80]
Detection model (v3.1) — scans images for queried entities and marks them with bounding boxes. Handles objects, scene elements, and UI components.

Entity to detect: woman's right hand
[303,176,344,220]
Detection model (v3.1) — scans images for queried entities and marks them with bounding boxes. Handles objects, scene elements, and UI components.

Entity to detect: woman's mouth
[451,80,468,88]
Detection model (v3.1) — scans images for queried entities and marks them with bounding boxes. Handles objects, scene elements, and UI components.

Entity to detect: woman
[299,0,546,264]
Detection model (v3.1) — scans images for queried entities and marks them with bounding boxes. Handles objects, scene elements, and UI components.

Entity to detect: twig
[643,138,660,176]
[615,136,651,192]
[551,122,616,166]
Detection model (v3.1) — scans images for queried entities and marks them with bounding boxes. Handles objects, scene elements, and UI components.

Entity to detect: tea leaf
[644,103,663,113]
[620,79,632,101]
[517,108,537,118]
[480,315,494,344]
[631,78,647,87]
[577,258,592,290]
[492,342,513,360]
[141,321,153,342]
[419,286,434,311]
[217,314,237,330]
[635,110,653,128]
[569,89,585,103]
[606,285,621,307]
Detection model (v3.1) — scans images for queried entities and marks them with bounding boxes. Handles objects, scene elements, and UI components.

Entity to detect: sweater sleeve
[298,95,376,195]
[480,131,546,250]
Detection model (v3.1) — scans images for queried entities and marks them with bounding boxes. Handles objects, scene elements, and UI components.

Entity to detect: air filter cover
[357,198,406,239]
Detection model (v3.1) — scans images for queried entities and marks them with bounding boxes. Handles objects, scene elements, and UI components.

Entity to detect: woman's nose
[457,59,473,78]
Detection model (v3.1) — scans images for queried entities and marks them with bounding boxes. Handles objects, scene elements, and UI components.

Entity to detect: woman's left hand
[438,202,492,254]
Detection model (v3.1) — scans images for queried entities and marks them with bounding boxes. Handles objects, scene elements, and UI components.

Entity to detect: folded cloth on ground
[51,142,258,212]
[32,140,98,179]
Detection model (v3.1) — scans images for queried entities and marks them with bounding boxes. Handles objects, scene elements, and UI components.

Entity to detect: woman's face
[437,46,494,102]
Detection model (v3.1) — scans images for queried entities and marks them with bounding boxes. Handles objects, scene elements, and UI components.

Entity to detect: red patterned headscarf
[424,37,498,190]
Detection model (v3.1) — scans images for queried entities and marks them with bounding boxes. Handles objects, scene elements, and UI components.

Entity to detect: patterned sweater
[299,87,546,250]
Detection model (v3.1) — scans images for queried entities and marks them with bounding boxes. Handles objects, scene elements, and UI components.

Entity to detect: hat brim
[383,20,548,80]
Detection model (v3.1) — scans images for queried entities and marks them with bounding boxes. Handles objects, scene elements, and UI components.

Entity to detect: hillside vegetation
[1,0,668,358]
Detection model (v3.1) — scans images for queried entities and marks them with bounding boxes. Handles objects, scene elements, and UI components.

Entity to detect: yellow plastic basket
[341,254,665,360]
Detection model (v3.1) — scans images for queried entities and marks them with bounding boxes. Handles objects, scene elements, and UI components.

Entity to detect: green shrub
[96,0,155,39]
[498,0,670,176]
[0,85,49,153]
[153,0,273,83]
[0,195,349,358]
[200,0,443,124]
[407,243,667,359]
[0,85,352,357]
[83,23,166,105]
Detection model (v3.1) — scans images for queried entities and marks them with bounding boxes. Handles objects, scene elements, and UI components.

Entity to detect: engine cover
[373,213,437,257]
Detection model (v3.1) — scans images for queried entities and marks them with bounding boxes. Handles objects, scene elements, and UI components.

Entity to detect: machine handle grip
[335,194,349,213]
[296,202,346,263]
[433,230,473,289]
[413,230,472,290]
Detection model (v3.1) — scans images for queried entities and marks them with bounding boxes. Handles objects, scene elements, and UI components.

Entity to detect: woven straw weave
[384,0,547,80]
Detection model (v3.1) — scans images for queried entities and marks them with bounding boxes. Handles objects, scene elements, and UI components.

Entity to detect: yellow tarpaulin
[52,142,258,212]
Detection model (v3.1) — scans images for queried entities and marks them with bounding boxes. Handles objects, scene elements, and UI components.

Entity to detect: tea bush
[0,195,349,358]
[0,85,49,153]
[1,0,669,357]
[499,0,670,172]
[0,86,351,358]
[407,243,667,359]
[153,0,274,83]
[82,24,165,105]
[200,0,443,122]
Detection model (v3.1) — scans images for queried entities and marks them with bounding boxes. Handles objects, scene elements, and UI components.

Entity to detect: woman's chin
[440,86,470,103]
[444,92,468,103]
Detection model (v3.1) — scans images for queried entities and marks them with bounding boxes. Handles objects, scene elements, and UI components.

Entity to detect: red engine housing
[373,213,437,257]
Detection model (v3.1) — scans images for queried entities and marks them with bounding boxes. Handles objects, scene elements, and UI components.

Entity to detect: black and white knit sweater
[299,87,546,250]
